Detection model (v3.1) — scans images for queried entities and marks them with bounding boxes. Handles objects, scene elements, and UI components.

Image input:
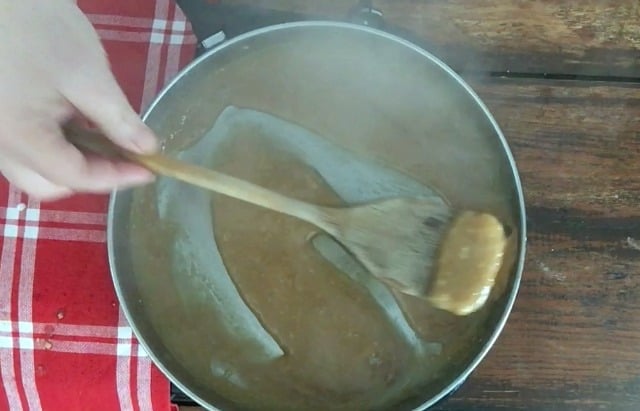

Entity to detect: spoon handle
[63,123,329,225]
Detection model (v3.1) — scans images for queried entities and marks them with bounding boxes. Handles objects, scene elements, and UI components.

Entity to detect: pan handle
[175,0,433,57]
[176,0,320,56]
[346,0,385,30]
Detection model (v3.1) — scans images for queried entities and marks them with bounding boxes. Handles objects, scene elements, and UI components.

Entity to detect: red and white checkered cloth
[0,1,196,409]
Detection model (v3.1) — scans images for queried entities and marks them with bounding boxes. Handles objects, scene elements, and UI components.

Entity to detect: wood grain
[221,0,640,77]
[428,77,640,410]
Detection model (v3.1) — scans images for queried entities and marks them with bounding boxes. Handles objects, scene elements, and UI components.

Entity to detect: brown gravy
[129,129,511,410]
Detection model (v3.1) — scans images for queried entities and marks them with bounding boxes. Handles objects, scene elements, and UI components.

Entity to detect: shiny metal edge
[106,20,528,411]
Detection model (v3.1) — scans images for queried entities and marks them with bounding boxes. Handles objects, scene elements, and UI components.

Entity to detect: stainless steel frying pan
[107,21,526,410]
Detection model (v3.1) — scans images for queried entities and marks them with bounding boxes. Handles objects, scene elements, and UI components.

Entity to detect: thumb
[62,68,158,154]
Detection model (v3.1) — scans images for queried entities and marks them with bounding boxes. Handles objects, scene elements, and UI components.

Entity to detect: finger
[61,64,158,155]
[13,124,155,192]
[1,161,74,201]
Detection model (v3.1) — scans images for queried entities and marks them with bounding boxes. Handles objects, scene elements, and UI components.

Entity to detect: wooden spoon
[63,123,507,309]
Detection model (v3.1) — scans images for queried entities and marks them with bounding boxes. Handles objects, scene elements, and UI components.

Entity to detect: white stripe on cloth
[0,208,106,225]
[116,309,135,411]
[96,29,156,43]
[30,323,130,339]
[87,14,154,28]
[0,338,148,357]
[0,321,149,349]
[35,228,106,243]
[140,0,171,112]
[17,198,42,411]
[38,210,105,225]
[116,5,173,408]
[163,4,188,86]
[121,6,173,406]
[0,226,105,243]
[136,352,154,411]
[0,188,24,410]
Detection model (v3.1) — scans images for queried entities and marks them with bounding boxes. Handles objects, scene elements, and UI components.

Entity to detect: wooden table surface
[178,1,640,410]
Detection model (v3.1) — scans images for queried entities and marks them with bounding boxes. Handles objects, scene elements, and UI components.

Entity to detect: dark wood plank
[430,77,640,410]
[221,0,640,77]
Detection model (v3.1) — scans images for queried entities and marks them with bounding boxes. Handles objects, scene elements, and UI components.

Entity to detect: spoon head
[326,198,508,316]
[330,197,453,297]
[427,211,507,315]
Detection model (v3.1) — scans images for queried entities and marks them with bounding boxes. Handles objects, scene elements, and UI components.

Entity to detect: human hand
[0,1,157,201]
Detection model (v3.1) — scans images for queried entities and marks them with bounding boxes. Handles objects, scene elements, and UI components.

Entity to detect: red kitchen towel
[0,1,196,410]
